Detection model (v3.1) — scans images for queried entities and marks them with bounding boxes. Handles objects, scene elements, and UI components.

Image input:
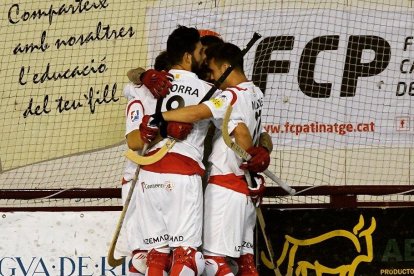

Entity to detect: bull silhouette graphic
[261,215,376,276]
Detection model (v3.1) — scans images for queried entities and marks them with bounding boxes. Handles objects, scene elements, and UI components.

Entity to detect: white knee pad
[204,258,219,276]
[203,256,234,276]
[194,251,205,276]
[130,251,147,274]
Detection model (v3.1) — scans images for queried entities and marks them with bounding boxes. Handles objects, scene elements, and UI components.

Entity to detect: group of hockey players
[120,25,272,276]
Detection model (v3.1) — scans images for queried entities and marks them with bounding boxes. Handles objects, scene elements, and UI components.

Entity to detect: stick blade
[107,247,124,267]
[125,139,176,165]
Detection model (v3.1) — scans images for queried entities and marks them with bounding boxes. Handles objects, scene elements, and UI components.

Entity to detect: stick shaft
[263,169,295,195]
[256,207,282,276]
[107,144,148,267]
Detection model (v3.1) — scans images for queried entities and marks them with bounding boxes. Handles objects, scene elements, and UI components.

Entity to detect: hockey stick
[247,172,282,276]
[221,106,282,276]
[125,32,263,166]
[107,144,149,267]
[125,139,176,165]
[222,105,296,195]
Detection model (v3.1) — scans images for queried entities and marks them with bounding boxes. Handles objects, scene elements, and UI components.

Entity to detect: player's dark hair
[200,35,224,48]
[167,25,200,65]
[195,36,224,81]
[154,51,171,71]
[205,42,244,72]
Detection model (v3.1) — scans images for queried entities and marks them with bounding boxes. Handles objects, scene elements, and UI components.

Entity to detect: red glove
[139,115,159,143]
[240,146,270,173]
[165,121,193,140]
[141,69,173,99]
[248,173,266,207]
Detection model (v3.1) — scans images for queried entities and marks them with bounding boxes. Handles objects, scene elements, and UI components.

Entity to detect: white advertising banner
[147,8,413,149]
[0,212,129,276]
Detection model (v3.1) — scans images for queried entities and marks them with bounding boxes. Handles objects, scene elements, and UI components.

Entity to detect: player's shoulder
[199,79,214,90]
[123,82,154,101]
[227,81,257,92]
[228,81,263,98]
[169,69,197,81]
[209,89,237,107]
[170,69,213,87]
[226,86,248,93]
[187,76,213,91]
[126,91,156,114]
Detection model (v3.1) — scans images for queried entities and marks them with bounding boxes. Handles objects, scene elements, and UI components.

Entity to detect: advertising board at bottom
[257,208,414,276]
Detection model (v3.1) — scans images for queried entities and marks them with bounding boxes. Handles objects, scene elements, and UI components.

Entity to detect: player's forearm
[233,123,253,151]
[259,131,273,152]
[162,104,212,123]
[127,67,145,85]
[126,130,145,151]
[127,130,163,151]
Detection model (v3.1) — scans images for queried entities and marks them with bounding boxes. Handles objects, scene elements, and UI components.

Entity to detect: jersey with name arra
[152,69,214,168]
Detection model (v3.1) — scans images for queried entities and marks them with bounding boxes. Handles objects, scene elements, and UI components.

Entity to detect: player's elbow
[193,104,213,121]
[127,140,144,151]
[259,132,273,152]
[126,131,145,151]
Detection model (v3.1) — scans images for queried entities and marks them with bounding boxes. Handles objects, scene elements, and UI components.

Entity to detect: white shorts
[203,184,256,258]
[122,181,143,251]
[136,170,203,250]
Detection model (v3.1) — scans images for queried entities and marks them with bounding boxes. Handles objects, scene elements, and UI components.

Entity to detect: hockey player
[137,25,215,276]
[123,31,223,275]
[145,42,271,275]
[122,51,189,275]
